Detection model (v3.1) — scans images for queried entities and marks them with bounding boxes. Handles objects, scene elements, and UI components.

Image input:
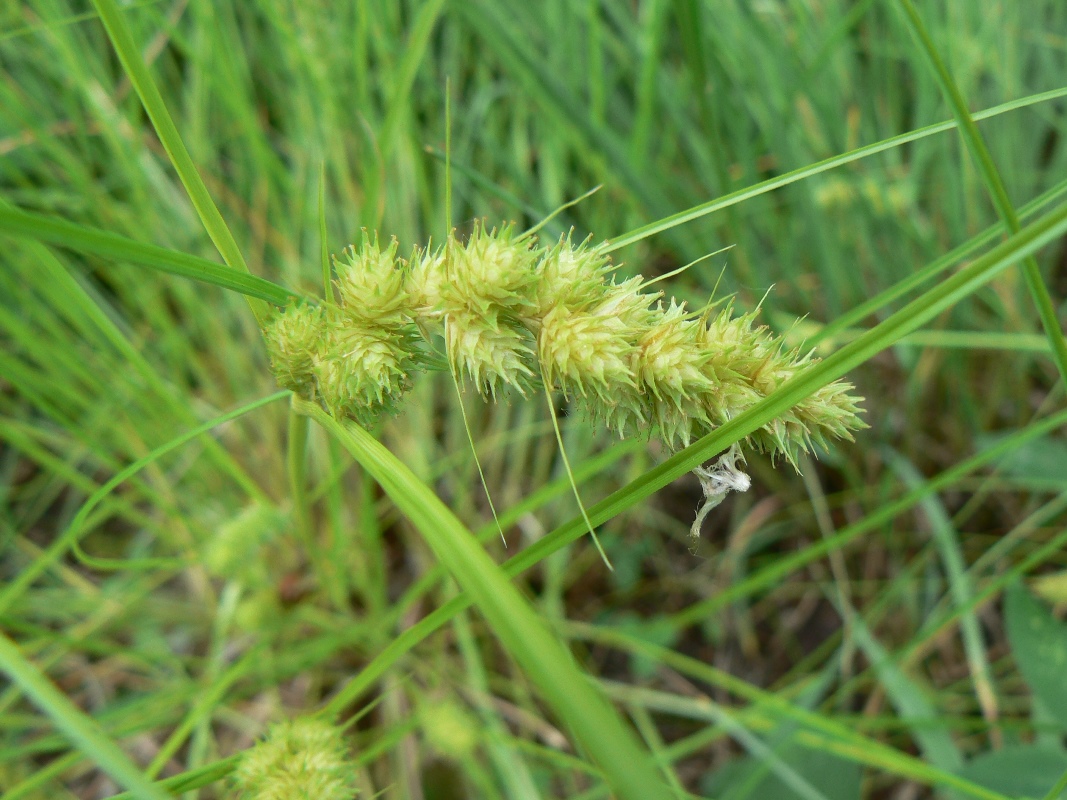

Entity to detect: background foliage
[2,1,1067,798]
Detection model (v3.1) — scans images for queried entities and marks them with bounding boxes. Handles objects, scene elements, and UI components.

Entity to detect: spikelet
[527,234,616,322]
[416,223,539,397]
[630,300,717,450]
[231,717,358,800]
[334,236,409,325]
[264,303,326,397]
[696,304,866,468]
[265,236,428,425]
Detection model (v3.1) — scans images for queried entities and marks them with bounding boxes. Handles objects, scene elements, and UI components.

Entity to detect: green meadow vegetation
[2,1,1067,798]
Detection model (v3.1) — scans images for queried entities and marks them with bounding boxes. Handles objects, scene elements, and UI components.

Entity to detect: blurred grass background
[2,1,1067,797]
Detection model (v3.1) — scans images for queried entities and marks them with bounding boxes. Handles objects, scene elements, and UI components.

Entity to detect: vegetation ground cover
[2,2,1067,798]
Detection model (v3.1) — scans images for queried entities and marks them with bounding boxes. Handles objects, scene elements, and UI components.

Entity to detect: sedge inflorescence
[266,222,864,528]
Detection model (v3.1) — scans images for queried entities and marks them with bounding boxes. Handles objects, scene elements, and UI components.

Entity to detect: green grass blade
[0,633,171,800]
[809,174,1067,347]
[294,398,672,800]
[888,454,999,732]
[0,206,297,306]
[457,0,675,223]
[849,615,964,772]
[606,86,1067,252]
[895,0,1067,383]
[89,0,268,324]
[1041,766,1067,800]
[379,0,447,163]
[101,757,242,800]
[569,623,1008,800]
[0,391,289,618]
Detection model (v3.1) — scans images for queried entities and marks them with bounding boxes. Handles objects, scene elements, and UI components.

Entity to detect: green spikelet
[231,717,358,800]
[334,236,409,325]
[264,303,326,398]
[429,222,540,396]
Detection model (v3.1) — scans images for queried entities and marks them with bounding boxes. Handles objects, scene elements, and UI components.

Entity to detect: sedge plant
[265,223,865,544]
[4,2,1067,800]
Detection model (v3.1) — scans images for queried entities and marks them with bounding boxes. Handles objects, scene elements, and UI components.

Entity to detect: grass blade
[849,615,963,772]
[809,174,1067,347]
[0,633,171,800]
[570,623,1007,800]
[895,0,1067,383]
[295,398,672,800]
[90,0,268,324]
[0,206,298,306]
[606,87,1067,252]
[0,391,289,618]
[889,454,999,737]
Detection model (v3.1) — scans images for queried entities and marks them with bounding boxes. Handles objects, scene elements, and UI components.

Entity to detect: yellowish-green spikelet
[264,303,325,397]
[231,717,358,800]
[528,234,615,321]
[313,309,417,425]
[334,236,409,324]
[538,303,637,404]
[631,300,717,450]
[423,222,540,396]
[264,236,427,425]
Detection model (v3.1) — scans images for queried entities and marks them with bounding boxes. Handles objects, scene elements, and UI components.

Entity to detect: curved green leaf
[0,206,299,306]
[607,86,1067,252]
[296,398,672,800]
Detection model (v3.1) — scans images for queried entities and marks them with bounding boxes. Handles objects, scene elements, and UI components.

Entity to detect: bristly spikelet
[429,222,540,396]
[450,221,540,312]
[529,238,653,435]
[443,308,536,396]
[697,305,865,467]
[631,300,717,450]
[694,306,767,428]
[264,303,326,397]
[334,235,408,324]
[406,243,446,321]
[231,717,358,800]
[265,237,428,424]
[313,308,420,425]
[537,303,637,405]
[527,234,615,323]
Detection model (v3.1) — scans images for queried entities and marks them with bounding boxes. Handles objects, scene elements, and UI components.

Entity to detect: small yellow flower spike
[265,222,865,535]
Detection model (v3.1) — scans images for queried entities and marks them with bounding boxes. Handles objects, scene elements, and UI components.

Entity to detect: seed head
[264,303,326,397]
[334,235,408,325]
[266,223,865,480]
[528,234,615,321]
[231,717,357,800]
[313,308,421,425]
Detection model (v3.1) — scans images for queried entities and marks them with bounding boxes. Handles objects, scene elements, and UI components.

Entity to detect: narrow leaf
[0,206,298,306]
